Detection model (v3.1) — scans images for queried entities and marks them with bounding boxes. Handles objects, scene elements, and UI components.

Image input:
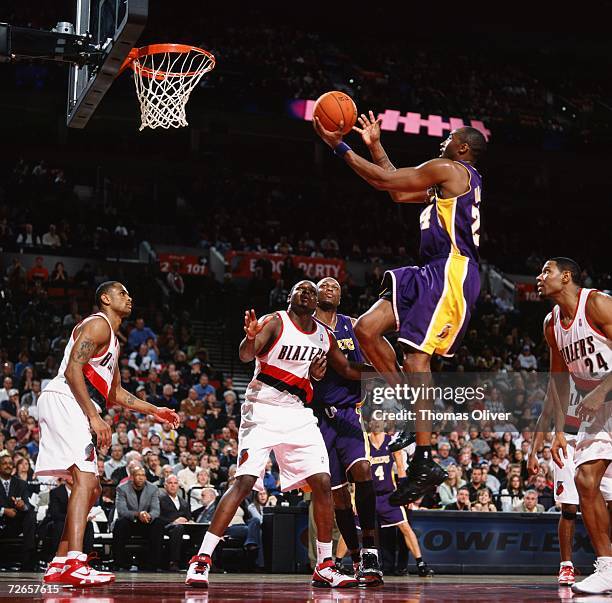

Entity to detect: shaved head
[456,127,487,162]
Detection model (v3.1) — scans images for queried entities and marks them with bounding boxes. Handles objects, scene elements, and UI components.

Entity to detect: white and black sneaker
[356,550,384,587]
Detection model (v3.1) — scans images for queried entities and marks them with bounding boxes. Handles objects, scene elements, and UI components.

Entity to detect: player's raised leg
[354,299,402,382]
[390,349,447,506]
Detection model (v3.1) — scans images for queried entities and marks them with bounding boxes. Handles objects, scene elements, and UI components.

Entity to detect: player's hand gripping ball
[313,91,357,135]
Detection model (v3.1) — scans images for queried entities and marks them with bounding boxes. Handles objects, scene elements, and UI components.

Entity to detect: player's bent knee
[404,353,431,373]
[306,472,331,493]
[349,460,372,482]
[332,485,352,509]
[354,318,374,345]
[562,509,577,521]
[575,471,597,494]
[233,475,257,496]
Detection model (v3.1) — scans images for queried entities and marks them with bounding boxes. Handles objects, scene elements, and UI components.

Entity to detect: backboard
[67,0,147,128]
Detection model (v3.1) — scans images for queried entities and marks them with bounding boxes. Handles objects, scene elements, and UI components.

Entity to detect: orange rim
[119,43,216,78]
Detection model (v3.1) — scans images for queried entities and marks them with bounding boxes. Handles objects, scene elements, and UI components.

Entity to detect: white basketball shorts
[235,401,330,492]
[554,440,612,504]
[34,390,98,478]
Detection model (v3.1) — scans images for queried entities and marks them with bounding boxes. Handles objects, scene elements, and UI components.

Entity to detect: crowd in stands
[0,158,139,259]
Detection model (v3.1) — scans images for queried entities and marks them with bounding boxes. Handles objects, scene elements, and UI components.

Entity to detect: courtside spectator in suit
[112,467,163,570]
[159,475,192,570]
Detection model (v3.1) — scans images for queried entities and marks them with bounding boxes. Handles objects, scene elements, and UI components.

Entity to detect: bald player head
[317,277,341,312]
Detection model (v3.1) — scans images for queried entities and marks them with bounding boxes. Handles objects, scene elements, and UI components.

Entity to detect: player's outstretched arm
[64,317,113,447]
[108,364,180,427]
[354,111,428,204]
[239,310,280,363]
[326,332,375,381]
[313,115,453,193]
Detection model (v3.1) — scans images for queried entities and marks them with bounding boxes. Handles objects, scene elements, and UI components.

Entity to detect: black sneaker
[334,561,354,577]
[388,430,416,453]
[356,551,384,587]
[389,458,448,506]
[416,561,435,577]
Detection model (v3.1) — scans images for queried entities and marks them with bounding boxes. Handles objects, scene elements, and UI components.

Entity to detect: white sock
[560,561,573,567]
[316,540,333,565]
[52,556,67,564]
[597,556,612,562]
[362,548,378,557]
[67,551,84,560]
[198,532,222,557]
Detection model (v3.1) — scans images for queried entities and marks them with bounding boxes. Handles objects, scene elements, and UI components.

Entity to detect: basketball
[313,91,358,135]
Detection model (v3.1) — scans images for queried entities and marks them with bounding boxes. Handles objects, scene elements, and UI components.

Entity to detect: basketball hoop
[121,44,216,131]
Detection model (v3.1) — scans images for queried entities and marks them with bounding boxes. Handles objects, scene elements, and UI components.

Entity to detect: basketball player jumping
[313,277,382,585]
[35,282,179,587]
[534,258,612,594]
[314,112,487,504]
[186,281,373,589]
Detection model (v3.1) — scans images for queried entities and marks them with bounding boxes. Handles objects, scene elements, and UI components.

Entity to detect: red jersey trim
[571,374,600,392]
[585,290,607,337]
[287,313,317,335]
[83,363,109,399]
[559,288,583,332]
[258,362,314,402]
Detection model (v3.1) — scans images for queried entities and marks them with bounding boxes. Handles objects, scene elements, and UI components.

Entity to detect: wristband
[333,142,352,157]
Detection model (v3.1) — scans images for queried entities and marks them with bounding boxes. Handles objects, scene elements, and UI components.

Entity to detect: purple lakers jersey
[419,160,482,263]
[369,434,395,495]
[313,313,364,409]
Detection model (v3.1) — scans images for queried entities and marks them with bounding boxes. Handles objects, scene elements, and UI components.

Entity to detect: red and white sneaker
[312,559,359,588]
[59,554,115,587]
[558,564,575,586]
[185,554,212,588]
[43,561,67,584]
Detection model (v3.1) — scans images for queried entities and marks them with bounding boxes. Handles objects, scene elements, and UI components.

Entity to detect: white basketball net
[131,47,215,130]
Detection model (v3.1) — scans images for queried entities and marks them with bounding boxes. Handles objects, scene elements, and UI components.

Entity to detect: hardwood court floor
[0,572,591,602]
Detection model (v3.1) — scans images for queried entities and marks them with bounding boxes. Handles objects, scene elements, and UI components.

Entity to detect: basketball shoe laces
[193,555,210,574]
[78,552,112,575]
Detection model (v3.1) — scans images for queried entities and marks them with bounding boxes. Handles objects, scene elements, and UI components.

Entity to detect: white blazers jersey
[553,288,612,443]
[245,311,331,408]
[44,312,120,412]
